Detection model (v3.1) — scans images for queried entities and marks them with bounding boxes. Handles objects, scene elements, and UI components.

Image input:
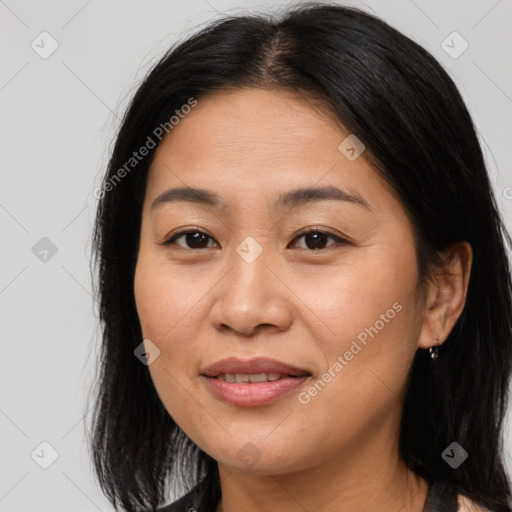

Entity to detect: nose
[208,242,293,337]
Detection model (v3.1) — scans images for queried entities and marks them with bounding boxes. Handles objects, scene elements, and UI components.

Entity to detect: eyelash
[159,228,349,251]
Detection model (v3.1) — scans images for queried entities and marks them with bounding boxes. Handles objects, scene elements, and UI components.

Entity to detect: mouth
[213,372,306,382]
[201,356,311,378]
[200,357,312,407]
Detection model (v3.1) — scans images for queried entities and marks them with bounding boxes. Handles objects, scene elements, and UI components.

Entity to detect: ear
[417,241,473,351]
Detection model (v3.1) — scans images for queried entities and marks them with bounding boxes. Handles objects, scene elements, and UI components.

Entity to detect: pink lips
[202,357,310,378]
[201,357,311,407]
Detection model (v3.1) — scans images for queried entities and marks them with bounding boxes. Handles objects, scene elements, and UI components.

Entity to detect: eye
[160,229,218,250]
[288,229,347,251]
[160,228,348,251]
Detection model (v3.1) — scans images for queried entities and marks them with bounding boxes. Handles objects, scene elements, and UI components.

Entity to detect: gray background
[1,0,511,510]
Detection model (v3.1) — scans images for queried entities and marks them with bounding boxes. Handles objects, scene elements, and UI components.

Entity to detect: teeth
[216,372,284,383]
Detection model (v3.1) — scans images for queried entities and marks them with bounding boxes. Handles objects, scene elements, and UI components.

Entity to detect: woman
[88,3,512,511]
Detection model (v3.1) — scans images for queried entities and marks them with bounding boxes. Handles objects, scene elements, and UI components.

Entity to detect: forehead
[145,87,395,212]
[158,87,344,158]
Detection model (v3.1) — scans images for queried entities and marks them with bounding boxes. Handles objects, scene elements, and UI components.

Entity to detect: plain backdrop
[1,0,511,510]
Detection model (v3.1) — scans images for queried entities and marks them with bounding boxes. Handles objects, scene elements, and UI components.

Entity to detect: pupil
[187,232,208,248]
[306,232,326,250]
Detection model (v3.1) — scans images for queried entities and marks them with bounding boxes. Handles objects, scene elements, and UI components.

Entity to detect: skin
[133,87,473,512]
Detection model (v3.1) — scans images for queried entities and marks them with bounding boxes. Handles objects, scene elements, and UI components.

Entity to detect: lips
[200,357,312,407]
[201,357,311,378]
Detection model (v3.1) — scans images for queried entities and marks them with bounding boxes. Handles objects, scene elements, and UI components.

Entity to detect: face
[134,87,426,475]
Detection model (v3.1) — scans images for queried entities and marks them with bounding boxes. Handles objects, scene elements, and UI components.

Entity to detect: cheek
[134,259,200,432]
[134,250,196,342]
[309,243,419,356]
[134,262,196,376]
[134,251,162,337]
[314,253,420,401]
[296,247,421,438]
[133,250,210,414]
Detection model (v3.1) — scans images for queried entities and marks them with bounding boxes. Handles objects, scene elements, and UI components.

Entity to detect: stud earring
[429,333,440,360]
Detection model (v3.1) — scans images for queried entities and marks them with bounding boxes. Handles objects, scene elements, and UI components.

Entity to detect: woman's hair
[88,3,512,511]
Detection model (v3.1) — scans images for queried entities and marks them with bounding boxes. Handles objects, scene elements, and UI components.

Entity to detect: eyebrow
[150,185,371,212]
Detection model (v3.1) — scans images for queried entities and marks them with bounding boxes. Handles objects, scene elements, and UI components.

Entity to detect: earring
[429,334,440,360]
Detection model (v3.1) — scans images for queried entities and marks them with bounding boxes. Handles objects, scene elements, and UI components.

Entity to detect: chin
[199,435,315,475]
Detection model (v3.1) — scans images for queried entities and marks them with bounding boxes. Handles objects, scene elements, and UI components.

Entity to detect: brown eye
[162,230,218,249]
[289,230,347,251]
[160,228,347,251]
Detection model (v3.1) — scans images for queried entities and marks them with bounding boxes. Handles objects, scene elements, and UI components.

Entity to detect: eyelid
[288,227,349,249]
[159,227,217,247]
[159,226,350,250]
[291,226,348,241]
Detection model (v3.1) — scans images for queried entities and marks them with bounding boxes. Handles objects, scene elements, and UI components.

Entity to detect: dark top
[156,478,459,512]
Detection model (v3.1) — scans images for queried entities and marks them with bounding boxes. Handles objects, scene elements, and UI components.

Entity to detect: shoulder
[456,494,491,512]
